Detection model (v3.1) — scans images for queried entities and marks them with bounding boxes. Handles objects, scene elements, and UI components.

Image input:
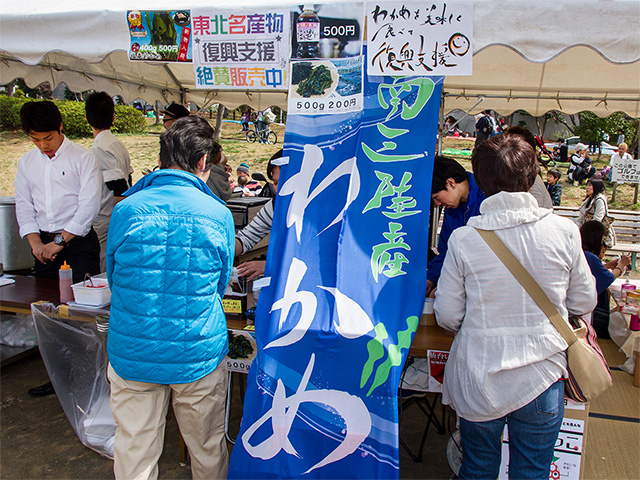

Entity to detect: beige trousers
[108,362,229,480]
[92,214,110,273]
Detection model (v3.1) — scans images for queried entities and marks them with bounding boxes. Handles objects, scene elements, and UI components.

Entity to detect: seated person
[569,143,596,185]
[545,168,563,206]
[235,150,283,280]
[427,156,486,296]
[551,138,568,163]
[580,220,630,338]
[207,152,232,201]
[233,175,255,197]
[236,163,261,195]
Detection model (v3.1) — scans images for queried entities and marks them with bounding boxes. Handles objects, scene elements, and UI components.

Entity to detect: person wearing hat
[568,142,596,186]
[161,102,190,129]
[236,162,261,195]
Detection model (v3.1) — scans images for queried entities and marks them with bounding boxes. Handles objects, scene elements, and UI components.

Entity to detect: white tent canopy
[1,0,639,116]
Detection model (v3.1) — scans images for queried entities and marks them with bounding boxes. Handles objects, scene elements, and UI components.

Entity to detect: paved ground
[0,353,455,479]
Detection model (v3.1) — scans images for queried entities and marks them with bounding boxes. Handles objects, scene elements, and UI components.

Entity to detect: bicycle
[246,123,277,145]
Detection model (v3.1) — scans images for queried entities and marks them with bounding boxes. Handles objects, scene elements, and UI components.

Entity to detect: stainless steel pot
[0,197,34,271]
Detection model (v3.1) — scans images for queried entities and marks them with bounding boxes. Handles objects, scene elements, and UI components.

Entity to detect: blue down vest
[106,170,235,384]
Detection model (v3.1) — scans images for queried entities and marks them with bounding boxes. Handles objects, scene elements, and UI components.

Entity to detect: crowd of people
[13,98,635,479]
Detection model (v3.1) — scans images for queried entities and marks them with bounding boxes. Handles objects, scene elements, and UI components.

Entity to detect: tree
[574,111,638,160]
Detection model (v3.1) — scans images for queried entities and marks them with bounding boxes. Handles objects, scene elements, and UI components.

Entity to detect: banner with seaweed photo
[228,52,443,478]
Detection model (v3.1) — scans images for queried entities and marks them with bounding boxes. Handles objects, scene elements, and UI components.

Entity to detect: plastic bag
[608,309,630,348]
[0,313,37,347]
[618,355,636,375]
[31,303,115,459]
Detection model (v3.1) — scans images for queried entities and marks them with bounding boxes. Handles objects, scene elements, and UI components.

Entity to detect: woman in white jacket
[434,135,596,479]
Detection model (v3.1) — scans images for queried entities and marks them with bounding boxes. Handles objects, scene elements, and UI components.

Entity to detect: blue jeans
[458,380,564,480]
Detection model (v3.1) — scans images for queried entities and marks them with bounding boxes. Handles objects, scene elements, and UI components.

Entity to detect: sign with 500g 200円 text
[288,56,364,115]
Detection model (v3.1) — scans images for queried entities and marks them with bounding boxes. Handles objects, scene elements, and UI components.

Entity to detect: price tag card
[288,56,364,115]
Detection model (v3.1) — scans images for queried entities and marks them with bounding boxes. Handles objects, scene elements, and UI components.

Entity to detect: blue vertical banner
[228,68,443,478]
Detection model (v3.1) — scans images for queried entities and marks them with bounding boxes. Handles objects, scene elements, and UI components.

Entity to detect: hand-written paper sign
[366,1,473,76]
[191,8,291,89]
[611,157,640,184]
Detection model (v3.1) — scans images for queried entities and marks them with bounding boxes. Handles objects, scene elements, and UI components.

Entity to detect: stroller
[535,135,557,167]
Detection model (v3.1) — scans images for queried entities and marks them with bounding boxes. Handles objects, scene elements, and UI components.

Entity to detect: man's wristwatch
[53,234,68,247]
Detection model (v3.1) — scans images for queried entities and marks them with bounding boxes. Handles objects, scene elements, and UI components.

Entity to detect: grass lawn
[2,120,639,211]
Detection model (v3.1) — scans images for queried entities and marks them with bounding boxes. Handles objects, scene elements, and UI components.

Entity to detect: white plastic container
[71,273,111,306]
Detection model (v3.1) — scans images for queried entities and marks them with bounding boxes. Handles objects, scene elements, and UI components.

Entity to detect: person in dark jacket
[427,156,486,296]
[580,220,630,338]
[545,168,563,206]
[106,116,235,480]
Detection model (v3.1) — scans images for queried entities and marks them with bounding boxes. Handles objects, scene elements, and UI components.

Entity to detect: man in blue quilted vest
[106,116,235,479]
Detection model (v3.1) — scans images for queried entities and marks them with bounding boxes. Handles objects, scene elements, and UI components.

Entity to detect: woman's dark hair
[85,91,115,130]
[267,149,283,180]
[159,116,221,173]
[431,156,468,194]
[585,178,606,208]
[20,101,63,133]
[587,178,605,197]
[580,220,606,255]
[471,135,539,197]
[504,126,536,150]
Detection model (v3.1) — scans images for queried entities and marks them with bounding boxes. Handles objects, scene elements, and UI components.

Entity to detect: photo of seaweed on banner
[127,10,192,62]
[288,56,363,115]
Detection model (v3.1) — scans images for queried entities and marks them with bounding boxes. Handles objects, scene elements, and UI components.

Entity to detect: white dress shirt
[434,192,596,422]
[609,151,633,167]
[92,130,132,218]
[15,136,102,238]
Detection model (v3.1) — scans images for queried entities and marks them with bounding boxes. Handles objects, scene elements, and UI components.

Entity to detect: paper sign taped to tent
[127,11,192,62]
[290,3,364,60]
[288,56,364,115]
[191,8,290,89]
[366,1,473,76]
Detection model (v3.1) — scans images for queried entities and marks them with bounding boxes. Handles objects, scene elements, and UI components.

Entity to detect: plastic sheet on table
[31,303,114,459]
[0,313,37,347]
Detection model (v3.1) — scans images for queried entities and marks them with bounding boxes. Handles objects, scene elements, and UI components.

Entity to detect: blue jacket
[106,170,235,384]
[427,172,485,284]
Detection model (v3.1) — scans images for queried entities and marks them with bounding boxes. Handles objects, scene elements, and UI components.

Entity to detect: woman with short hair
[434,135,597,479]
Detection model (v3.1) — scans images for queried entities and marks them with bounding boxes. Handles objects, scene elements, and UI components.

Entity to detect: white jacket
[434,192,596,422]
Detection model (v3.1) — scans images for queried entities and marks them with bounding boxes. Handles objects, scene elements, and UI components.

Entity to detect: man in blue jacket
[427,156,486,296]
[106,116,235,479]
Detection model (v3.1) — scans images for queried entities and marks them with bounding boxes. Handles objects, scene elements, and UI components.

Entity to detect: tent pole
[437,90,445,156]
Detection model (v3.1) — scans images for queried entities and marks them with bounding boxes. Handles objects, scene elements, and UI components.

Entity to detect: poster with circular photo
[290,60,339,99]
[226,329,257,373]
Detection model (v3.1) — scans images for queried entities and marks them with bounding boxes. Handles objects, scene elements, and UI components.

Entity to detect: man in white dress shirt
[16,101,103,397]
[15,101,102,284]
[85,92,132,271]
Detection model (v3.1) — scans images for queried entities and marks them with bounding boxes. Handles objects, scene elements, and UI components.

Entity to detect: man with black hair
[15,101,102,284]
[85,91,132,271]
[106,116,234,480]
[160,102,190,129]
[474,110,498,147]
[427,156,485,295]
[16,100,102,397]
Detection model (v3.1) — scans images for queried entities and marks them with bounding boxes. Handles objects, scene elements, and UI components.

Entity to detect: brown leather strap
[475,229,578,345]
